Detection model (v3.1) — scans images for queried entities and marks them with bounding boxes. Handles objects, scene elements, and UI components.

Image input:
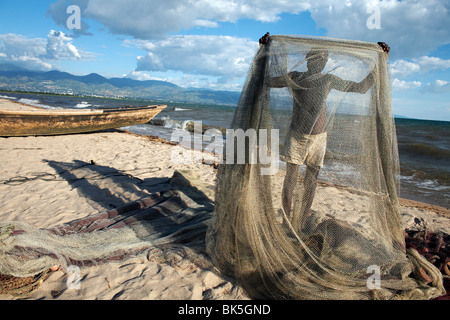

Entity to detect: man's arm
[329,71,374,94]
[266,75,288,88]
[328,41,390,94]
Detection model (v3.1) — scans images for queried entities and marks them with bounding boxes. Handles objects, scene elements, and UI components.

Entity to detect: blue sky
[0,0,449,121]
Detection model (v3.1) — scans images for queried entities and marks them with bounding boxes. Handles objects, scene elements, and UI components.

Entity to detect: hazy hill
[0,63,240,105]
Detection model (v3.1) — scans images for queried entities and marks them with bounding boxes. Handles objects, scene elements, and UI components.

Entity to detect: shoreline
[1,95,448,215]
[138,130,449,217]
[1,95,448,208]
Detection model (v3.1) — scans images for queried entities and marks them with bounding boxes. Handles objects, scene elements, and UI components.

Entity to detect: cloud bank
[43,0,450,90]
[47,0,309,39]
[0,30,93,71]
[47,0,450,59]
[127,35,258,84]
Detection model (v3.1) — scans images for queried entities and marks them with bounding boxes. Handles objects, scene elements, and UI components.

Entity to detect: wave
[401,174,449,192]
[74,101,93,108]
[0,95,17,100]
[174,107,190,111]
[149,116,226,134]
[149,116,189,130]
[399,143,450,161]
[17,98,57,109]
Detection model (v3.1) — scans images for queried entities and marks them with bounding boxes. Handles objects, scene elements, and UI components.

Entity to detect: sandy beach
[0,99,448,300]
[0,130,249,300]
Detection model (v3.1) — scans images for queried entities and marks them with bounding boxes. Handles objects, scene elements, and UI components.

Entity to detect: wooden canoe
[0,105,166,136]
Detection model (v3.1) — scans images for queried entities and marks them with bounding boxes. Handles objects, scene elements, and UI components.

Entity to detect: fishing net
[206,35,446,300]
[0,170,214,296]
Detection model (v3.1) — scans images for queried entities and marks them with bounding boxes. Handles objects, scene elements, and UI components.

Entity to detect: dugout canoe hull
[0,105,166,136]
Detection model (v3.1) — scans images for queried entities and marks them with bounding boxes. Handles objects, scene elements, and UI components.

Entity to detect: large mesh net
[206,35,446,300]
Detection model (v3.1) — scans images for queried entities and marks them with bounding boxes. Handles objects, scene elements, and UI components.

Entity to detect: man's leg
[282,162,300,219]
[289,164,320,233]
[299,164,320,231]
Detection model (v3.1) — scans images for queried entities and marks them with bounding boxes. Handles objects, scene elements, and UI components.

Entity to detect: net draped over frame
[206,35,445,300]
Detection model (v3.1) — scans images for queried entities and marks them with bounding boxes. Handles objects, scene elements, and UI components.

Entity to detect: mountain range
[0,63,240,105]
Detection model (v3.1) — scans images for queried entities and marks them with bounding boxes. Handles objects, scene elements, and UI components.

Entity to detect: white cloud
[415,56,450,73]
[128,35,258,82]
[392,78,422,90]
[0,33,49,70]
[424,79,450,93]
[193,19,219,28]
[0,31,94,71]
[391,56,450,77]
[11,56,53,71]
[0,34,46,59]
[43,30,81,60]
[390,60,421,77]
[125,70,157,81]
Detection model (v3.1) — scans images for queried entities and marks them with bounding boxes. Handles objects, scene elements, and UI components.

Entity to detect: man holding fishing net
[261,34,390,232]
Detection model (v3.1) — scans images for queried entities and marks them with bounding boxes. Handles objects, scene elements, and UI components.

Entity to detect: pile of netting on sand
[0,35,448,300]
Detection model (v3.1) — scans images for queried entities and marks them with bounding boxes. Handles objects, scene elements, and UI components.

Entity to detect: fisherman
[262,34,390,231]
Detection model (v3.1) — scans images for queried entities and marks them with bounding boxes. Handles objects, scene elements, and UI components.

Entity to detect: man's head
[306,49,328,73]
